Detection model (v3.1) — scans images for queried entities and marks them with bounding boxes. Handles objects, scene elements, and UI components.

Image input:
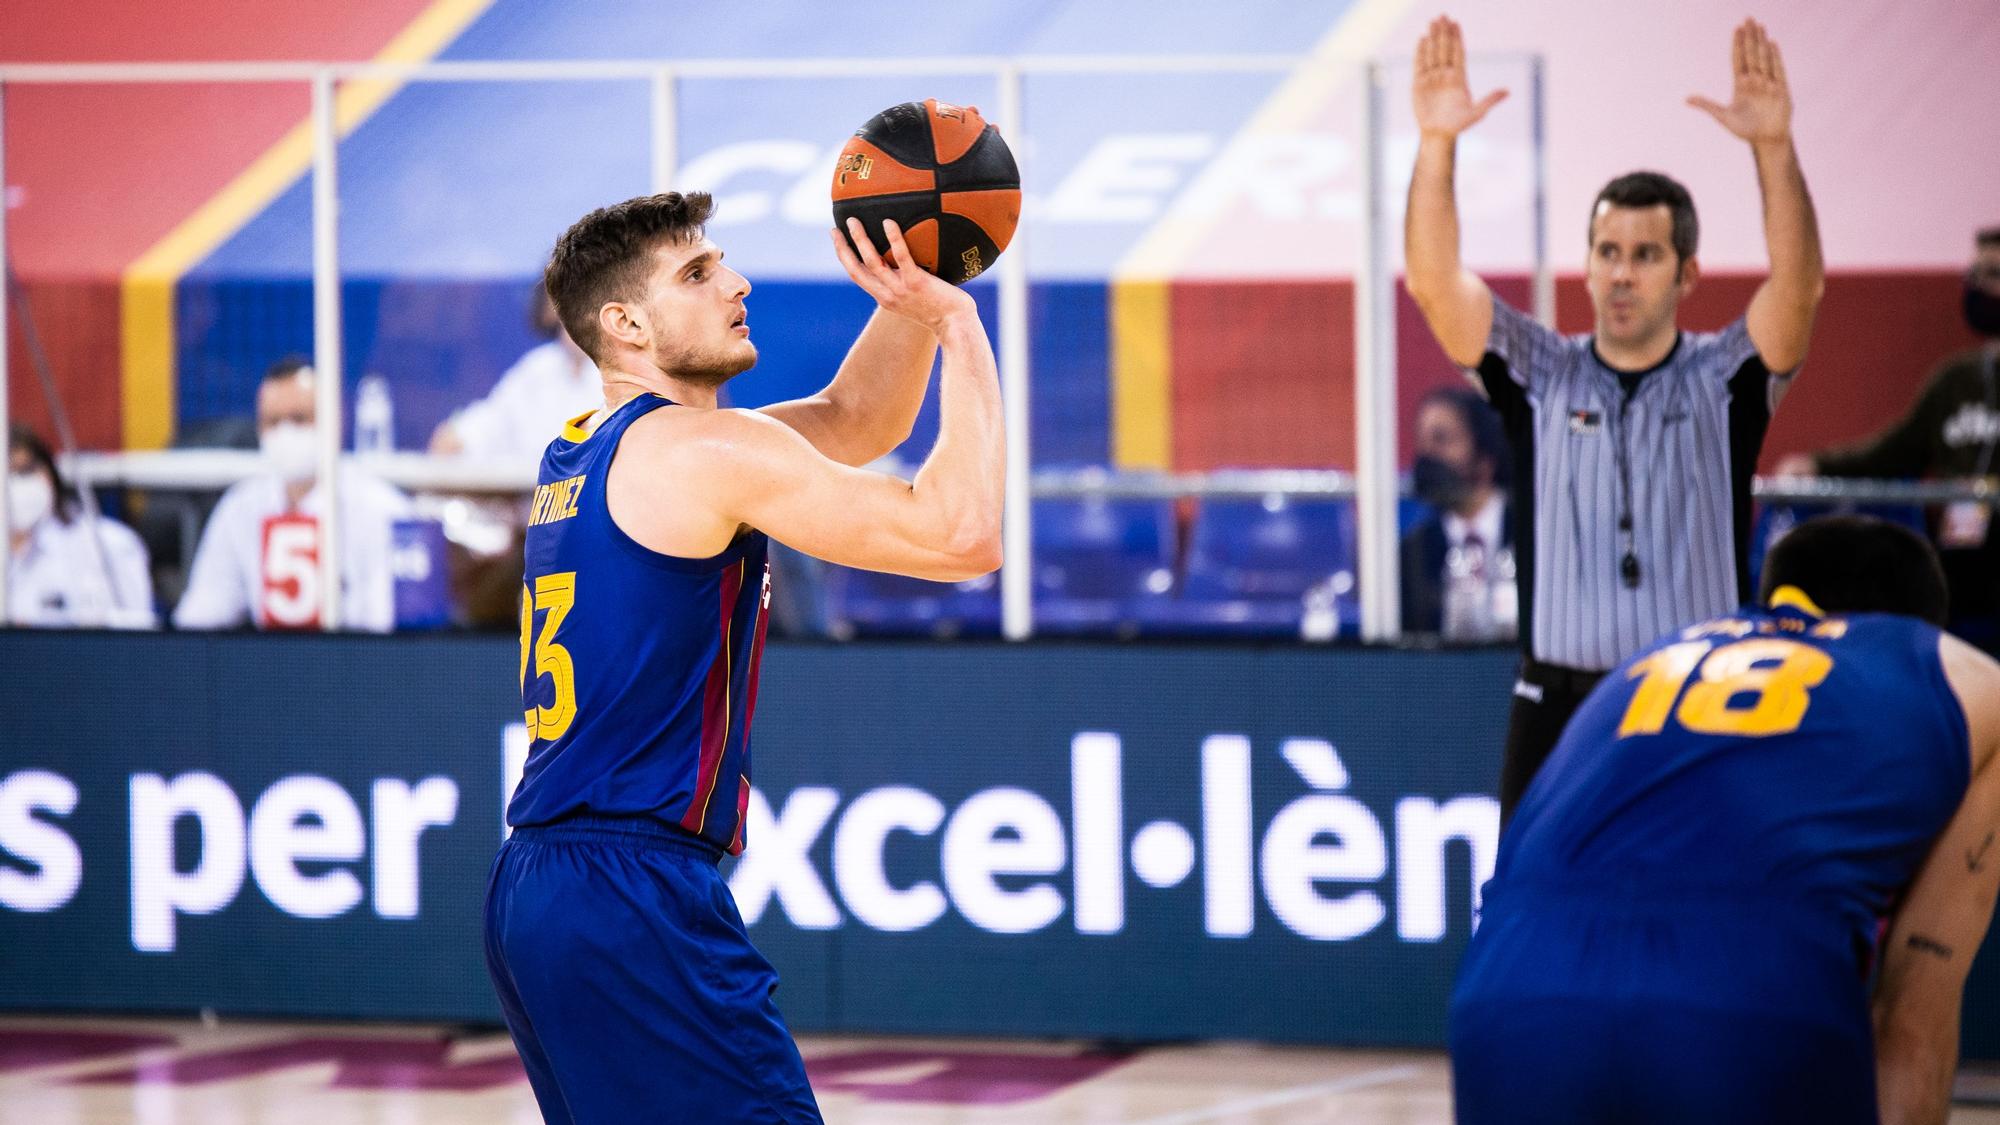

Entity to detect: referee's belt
[1518,657,1609,696]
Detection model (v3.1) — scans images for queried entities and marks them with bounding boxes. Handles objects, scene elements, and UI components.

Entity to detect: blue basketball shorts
[484,816,822,1124]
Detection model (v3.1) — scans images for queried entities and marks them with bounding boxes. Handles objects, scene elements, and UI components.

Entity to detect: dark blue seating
[1154,497,1358,638]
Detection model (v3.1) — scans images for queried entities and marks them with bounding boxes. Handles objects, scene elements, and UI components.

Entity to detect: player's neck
[601,367,718,411]
[284,478,313,508]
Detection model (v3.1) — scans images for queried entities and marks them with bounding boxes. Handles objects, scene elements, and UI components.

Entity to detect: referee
[1402,16,1825,819]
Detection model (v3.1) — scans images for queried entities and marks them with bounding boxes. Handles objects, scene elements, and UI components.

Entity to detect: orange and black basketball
[831,99,1020,285]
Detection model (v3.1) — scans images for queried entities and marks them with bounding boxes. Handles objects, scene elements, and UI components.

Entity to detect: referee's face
[1586,203,1693,350]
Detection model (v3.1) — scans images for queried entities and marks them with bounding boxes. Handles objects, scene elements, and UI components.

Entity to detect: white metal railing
[2,51,1548,638]
[66,450,1998,507]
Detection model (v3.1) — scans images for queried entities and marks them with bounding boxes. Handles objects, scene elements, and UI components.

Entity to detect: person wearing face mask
[6,424,155,629]
[171,358,413,632]
[1774,227,2000,654]
[1400,386,1513,639]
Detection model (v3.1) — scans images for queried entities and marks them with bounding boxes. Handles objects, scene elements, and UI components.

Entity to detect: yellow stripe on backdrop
[117,0,496,450]
[1103,0,1413,470]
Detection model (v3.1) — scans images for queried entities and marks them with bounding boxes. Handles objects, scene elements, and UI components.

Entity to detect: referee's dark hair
[1759,515,1949,627]
[1591,171,1698,268]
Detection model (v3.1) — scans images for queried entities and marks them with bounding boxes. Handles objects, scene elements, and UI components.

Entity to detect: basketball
[831,98,1020,285]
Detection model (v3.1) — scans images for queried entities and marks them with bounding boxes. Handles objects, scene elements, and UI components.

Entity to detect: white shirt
[9,512,156,629]
[448,340,602,463]
[1442,492,1507,557]
[172,466,413,633]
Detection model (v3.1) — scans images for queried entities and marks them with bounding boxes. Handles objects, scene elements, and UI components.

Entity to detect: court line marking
[1124,1062,1425,1125]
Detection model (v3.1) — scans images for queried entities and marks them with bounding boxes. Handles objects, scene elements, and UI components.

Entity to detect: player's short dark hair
[1590,171,1698,266]
[1977,226,2000,249]
[264,355,312,383]
[1419,385,1512,489]
[544,192,715,362]
[1759,515,1949,627]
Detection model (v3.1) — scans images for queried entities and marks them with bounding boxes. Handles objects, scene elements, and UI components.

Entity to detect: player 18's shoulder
[1939,631,2000,770]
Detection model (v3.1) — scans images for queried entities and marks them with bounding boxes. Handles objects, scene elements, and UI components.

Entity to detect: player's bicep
[706,414,982,581]
[755,396,878,468]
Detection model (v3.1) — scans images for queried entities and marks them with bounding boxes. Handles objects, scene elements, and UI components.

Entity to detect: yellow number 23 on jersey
[520,572,579,741]
[1618,637,1834,739]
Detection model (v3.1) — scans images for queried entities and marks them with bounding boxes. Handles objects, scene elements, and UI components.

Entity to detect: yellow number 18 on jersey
[1618,637,1834,739]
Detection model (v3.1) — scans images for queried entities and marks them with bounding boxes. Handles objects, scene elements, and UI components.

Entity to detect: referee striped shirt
[1471,298,1793,672]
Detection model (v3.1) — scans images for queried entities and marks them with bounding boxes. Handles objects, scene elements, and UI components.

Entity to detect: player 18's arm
[1687,18,1825,374]
[622,218,1003,582]
[1872,634,2000,1125]
[1402,15,1508,368]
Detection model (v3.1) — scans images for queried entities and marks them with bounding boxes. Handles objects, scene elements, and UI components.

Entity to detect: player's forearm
[909,312,1004,576]
[1874,1022,1957,1125]
[1752,139,1825,311]
[822,309,939,461]
[1404,135,1469,302]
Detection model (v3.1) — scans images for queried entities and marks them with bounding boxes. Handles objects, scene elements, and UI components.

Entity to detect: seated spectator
[7,423,156,628]
[1774,225,2000,652]
[173,358,412,632]
[1400,386,1514,640]
[429,284,601,461]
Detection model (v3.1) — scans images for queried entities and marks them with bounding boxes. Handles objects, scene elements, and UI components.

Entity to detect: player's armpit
[614,407,998,582]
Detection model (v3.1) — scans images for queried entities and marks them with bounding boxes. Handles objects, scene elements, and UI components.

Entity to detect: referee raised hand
[1404,15,1826,820]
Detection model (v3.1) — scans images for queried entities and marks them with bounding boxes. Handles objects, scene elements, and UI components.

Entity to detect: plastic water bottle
[354,374,395,454]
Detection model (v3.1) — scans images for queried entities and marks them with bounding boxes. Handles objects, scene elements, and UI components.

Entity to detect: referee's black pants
[1499,658,1606,823]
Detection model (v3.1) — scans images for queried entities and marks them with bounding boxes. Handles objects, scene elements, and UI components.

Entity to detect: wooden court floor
[3,1016,1999,1124]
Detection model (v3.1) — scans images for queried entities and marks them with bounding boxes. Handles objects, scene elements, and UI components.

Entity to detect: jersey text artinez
[528,476,587,527]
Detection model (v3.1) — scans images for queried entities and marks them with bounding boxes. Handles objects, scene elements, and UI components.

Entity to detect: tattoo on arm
[1907,934,1955,960]
[1968,830,1995,874]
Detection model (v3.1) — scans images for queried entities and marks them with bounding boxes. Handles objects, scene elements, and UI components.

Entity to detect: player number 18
[1617,637,1834,739]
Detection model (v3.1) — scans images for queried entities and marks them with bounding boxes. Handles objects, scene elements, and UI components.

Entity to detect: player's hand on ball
[1412,16,1507,139]
[831,217,976,333]
[1688,19,1793,146]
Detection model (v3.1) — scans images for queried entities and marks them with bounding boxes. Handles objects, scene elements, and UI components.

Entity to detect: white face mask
[260,422,321,482]
[8,470,55,531]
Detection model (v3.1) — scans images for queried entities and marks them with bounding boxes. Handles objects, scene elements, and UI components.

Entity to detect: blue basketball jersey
[1494,599,1970,985]
[509,394,772,854]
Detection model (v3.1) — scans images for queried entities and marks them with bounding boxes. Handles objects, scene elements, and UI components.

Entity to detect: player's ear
[599,300,646,352]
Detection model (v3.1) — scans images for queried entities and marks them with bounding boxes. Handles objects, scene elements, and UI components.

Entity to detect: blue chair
[1032,497,1177,636]
[1157,496,1358,638]
[824,566,1001,639]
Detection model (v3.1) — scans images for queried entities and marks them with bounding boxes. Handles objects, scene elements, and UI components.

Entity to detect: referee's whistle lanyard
[1614,384,1642,590]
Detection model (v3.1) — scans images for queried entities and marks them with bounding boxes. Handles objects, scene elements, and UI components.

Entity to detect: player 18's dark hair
[1759,515,1949,627]
[544,192,715,362]
[1590,171,1699,267]
[1419,386,1512,490]
[8,422,79,523]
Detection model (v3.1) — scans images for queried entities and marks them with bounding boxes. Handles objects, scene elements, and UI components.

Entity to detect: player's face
[640,237,755,387]
[1586,204,1693,349]
[255,372,317,435]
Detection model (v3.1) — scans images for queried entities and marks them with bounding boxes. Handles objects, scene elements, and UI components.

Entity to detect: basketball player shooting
[484,192,1002,1124]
